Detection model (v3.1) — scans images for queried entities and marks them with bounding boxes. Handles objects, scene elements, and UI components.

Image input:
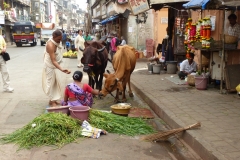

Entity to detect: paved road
[0,44,200,160]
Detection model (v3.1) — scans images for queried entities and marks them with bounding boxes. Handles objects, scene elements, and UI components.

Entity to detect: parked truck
[12,21,37,47]
[40,23,55,46]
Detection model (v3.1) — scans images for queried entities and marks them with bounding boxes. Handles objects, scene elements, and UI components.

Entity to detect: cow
[100,45,136,102]
[81,41,108,91]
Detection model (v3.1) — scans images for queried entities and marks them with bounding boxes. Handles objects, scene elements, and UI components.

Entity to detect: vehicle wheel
[41,42,43,46]
[16,43,22,47]
[31,43,34,46]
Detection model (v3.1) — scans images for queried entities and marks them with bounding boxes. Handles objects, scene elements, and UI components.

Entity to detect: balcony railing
[15,0,31,7]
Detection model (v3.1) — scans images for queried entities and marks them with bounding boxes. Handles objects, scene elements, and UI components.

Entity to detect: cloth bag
[1,52,10,61]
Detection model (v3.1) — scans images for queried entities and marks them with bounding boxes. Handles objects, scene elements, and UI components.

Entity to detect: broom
[142,122,201,142]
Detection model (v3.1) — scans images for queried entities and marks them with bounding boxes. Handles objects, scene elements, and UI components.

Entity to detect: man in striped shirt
[227,14,240,39]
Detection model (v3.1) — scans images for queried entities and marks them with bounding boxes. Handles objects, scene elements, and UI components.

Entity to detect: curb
[131,81,218,160]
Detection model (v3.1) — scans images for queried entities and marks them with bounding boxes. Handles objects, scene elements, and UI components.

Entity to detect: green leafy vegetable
[0,113,83,150]
[89,109,156,136]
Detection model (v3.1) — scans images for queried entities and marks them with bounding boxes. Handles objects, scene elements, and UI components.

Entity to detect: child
[66,39,71,51]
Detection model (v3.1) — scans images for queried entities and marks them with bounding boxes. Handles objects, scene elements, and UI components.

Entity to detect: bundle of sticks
[142,122,201,142]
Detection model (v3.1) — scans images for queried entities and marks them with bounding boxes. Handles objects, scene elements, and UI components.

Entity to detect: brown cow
[101,45,136,102]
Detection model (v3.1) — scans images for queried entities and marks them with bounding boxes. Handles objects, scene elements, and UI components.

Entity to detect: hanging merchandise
[184,16,213,57]
[180,17,186,36]
[175,17,181,35]
[184,18,196,58]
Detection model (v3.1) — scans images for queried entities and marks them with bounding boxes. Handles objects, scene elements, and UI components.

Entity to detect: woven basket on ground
[187,75,195,86]
[223,35,238,44]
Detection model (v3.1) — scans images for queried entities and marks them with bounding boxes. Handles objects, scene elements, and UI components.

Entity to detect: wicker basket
[187,75,195,86]
[223,35,238,44]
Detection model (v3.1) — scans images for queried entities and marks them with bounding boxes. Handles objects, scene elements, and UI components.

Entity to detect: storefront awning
[99,15,119,25]
[183,0,210,9]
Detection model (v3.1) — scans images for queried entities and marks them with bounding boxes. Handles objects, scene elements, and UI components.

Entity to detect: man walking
[0,35,14,92]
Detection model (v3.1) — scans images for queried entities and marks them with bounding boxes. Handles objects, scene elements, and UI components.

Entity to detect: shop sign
[117,0,128,4]
[128,0,149,15]
[10,8,16,19]
[161,17,168,24]
[0,11,5,24]
[36,23,42,28]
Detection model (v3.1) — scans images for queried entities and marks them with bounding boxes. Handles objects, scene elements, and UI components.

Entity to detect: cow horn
[97,46,106,52]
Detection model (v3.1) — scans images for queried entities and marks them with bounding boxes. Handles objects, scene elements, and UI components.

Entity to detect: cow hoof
[122,99,127,102]
[129,93,134,97]
[114,99,121,103]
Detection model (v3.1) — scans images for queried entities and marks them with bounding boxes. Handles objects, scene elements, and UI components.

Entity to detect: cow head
[101,72,123,96]
[81,41,106,73]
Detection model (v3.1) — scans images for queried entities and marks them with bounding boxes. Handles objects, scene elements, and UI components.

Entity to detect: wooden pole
[199,9,202,72]
[220,8,225,93]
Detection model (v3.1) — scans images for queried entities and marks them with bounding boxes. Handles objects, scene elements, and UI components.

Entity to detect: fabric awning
[99,15,119,25]
[183,0,210,9]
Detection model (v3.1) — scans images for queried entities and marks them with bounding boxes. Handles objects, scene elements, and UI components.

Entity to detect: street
[0,43,200,160]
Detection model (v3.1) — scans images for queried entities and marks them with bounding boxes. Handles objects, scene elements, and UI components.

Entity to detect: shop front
[150,0,190,62]
[183,0,240,93]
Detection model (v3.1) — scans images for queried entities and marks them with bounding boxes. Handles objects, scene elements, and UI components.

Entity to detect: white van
[40,29,53,46]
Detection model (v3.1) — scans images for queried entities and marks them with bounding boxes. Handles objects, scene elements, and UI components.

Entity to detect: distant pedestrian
[75,29,85,68]
[106,32,112,53]
[66,39,71,51]
[62,30,67,49]
[83,32,92,41]
[94,31,100,41]
[120,36,126,45]
[110,33,118,61]
[0,35,14,92]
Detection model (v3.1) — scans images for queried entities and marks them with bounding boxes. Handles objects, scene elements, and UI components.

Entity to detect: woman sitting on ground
[62,71,101,107]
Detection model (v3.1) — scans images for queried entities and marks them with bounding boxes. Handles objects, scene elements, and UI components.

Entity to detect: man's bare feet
[49,101,59,107]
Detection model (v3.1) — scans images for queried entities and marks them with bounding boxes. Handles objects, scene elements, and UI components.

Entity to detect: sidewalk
[131,59,240,160]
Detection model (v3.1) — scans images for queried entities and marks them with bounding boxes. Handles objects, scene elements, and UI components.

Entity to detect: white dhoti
[42,66,61,101]
[42,38,63,101]
[77,50,83,66]
[75,35,85,67]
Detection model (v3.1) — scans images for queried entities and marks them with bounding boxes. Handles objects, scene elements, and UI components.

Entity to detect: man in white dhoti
[42,30,71,107]
[74,29,85,68]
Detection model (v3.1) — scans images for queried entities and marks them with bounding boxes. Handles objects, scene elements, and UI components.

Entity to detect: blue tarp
[99,15,119,25]
[183,0,210,9]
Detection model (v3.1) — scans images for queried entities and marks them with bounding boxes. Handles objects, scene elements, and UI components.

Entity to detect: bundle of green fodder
[89,109,156,136]
[0,112,83,150]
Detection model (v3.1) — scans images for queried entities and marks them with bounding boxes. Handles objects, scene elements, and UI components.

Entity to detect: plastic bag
[159,56,165,62]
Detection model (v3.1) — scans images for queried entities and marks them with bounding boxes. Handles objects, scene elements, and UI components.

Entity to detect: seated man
[178,53,197,80]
